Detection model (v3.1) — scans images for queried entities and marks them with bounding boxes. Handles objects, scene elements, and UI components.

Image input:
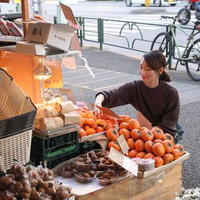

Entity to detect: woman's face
[140,58,161,88]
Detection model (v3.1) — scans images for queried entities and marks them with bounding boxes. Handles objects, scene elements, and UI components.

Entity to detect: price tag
[117,134,129,155]
[43,60,63,88]
[109,147,138,176]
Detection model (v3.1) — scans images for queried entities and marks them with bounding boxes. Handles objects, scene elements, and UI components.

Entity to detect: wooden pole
[21,0,30,36]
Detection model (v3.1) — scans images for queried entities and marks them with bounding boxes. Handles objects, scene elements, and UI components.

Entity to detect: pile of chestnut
[0,163,73,200]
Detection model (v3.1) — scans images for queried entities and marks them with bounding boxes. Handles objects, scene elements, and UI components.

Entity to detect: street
[43,0,200,191]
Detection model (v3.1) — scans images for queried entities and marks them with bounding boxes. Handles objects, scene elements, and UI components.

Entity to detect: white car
[125,0,180,7]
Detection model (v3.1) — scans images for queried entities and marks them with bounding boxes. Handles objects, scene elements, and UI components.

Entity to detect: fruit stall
[0,1,189,200]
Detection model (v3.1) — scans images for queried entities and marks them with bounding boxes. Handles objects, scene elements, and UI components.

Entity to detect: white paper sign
[117,134,129,155]
[109,147,138,176]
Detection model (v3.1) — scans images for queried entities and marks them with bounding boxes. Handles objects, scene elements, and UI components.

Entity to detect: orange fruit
[108,141,121,151]
[152,143,165,157]
[141,130,154,141]
[87,118,97,129]
[136,152,146,158]
[106,129,119,141]
[79,128,87,138]
[127,138,134,150]
[86,128,96,135]
[144,140,154,153]
[163,133,174,143]
[174,144,185,156]
[171,149,181,160]
[144,152,155,159]
[134,139,145,152]
[96,126,104,133]
[119,122,130,130]
[118,115,131,123]
[162,153,174,165]
[128,149,138,158]
[130,129,141,140]
[128,119,140,130]
[162,140,174,153]
[151,127,164,140]
[119,128,131,140]
[153,157,164,168]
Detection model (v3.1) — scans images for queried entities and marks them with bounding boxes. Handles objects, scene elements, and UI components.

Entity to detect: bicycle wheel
[185,38,200,81]
[177,8,191,25]
[150,32,172,65]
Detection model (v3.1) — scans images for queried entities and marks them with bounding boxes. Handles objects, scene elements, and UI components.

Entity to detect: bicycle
[150,15,200,81]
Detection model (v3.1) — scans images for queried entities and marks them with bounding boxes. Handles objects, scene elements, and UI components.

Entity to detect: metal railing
[55,9,196,70]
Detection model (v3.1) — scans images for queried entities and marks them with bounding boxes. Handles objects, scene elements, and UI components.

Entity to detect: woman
[95,50,181,138]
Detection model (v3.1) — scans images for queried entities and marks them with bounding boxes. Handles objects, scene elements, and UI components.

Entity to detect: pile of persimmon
[106,115,185,168]
[77,106,116,138]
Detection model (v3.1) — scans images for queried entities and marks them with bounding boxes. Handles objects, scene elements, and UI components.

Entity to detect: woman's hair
[143,50,172,82]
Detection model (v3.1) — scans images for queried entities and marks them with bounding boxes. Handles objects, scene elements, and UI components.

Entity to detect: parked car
[124,0,180,7]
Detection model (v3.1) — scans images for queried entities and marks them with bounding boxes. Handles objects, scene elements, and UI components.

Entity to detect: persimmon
[171,149,181,160]
[127,138,134,150]
[134,139,145,152]
[108,141,121,151]
[96,126,104,133]
[83,125,90,131]
[162,140,174,153]
[174,144,185,156]
[119,128,131,140]
[162,153,174,165]
[153,139,163,144]
[128,149,138,158]
[118,115,131,123]
[79,128,87,138]
[104,121,114,130]
[81,118,88,126]
[144,152,155,159]
[106,129,119,141]
[151,127,164,140]
[144,140,154,153]
[87,118,97,129]
[130,129,141,140]
[80,112,87,118]
[78,120,83,128]
[87,113,97,121]
[119,122,130,130]
[152,143,165,157]
[153,157,164,168]
[96,119,107,128]
[128,119,140,130]
[140,126,149,132]
[141,130,154,141]
[86,128,96,135]
[136,152,146,158]
[163,133,174,143]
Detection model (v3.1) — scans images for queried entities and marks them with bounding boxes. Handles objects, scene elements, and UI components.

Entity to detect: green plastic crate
[31,145,79,169]
[31,125,79,157]
[79,141,101,154]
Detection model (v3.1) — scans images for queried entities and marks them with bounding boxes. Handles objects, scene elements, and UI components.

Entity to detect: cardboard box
[16,41,46,55]
[25,23,76,51]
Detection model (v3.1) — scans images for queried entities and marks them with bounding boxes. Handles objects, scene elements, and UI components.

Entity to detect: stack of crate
[30,125,79,169]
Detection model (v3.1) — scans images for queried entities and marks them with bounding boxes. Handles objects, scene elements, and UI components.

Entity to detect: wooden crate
[76,162,183,200]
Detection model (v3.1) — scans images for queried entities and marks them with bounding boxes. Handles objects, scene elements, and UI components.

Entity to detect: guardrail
[55,10,196,70]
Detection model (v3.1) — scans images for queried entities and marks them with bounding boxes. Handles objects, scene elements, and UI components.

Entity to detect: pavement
[63,45,200,191]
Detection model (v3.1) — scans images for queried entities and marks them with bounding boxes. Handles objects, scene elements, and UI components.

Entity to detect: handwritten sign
[117,134,129,155]
[109,147,138,176]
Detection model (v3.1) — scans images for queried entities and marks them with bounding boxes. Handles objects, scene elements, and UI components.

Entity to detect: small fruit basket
[87,149,107,162]
[59,160,76,178]
[100,157,116,170]
[95,170,118,186]
[73,154,93,172]
[74,170,95,184]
